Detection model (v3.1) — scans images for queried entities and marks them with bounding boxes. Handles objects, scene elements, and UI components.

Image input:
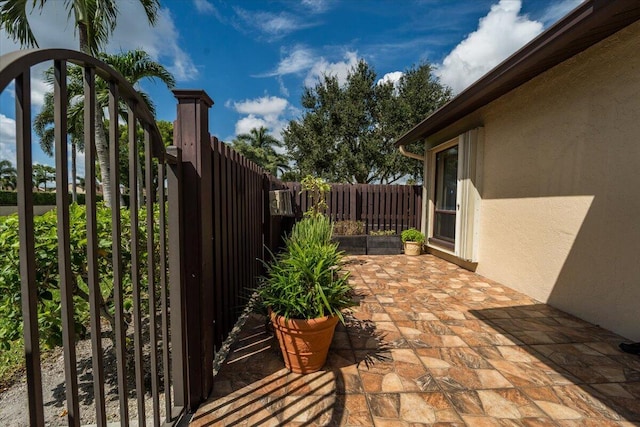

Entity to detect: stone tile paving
[190,254,640,426]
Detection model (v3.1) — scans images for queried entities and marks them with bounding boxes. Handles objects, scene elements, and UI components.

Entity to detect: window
[431,145,458,250]
[427,128,483,262]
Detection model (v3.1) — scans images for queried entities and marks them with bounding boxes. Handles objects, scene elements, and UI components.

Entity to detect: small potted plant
[401,228,425,256]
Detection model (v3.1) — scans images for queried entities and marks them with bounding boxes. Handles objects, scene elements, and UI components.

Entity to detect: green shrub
[401,228,425,243]
[0,202,159,352]
[288,215,333,248]
[332,220,365,236]
[0,191,16,205]
[300,175,330,217]
[0,191,100,206]
[259,240,352,321]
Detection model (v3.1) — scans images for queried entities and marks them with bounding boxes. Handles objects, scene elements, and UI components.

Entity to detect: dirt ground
[0,335,168,426]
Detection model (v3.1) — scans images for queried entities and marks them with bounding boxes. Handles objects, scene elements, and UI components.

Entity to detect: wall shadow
[470,304,640,423]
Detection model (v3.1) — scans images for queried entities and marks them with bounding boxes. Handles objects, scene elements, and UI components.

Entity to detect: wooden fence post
[173,89,215,410]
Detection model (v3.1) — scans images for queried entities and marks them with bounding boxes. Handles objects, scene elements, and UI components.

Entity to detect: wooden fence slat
[211,138,224,347]
[220,143,230,338]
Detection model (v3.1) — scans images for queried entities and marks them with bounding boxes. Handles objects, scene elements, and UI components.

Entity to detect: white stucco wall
[434,20,640,340]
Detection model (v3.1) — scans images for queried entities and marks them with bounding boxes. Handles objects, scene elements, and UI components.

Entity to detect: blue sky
[0,0,582,175]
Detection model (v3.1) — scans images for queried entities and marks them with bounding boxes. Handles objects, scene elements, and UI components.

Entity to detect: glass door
[431,145,458,250]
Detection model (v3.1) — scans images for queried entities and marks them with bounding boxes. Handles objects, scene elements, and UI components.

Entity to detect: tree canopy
[0,0,159,55]
[33,50,175,201]
[1,0,161,206]
[0,160,17,191]
[283,60,451,184]
[231,126,289,177]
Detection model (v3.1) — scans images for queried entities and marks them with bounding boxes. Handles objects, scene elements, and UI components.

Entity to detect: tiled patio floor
[190,254,640,426]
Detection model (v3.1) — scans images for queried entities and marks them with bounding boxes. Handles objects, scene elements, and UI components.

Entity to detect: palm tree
[0,0,159,56]
[235,127,282,150]
[232,126,290,177]
[34,50,175,202]
[1,0,160,206]
[32,164,56,191]
[33,91,84,201]
[0,159,17,190]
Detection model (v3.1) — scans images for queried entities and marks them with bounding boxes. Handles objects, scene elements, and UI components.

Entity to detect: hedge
[0,191,100,206]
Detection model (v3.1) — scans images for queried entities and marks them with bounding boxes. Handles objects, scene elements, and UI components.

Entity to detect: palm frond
[0,0,40,47]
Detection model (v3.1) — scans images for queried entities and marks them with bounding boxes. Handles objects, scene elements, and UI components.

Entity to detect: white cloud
[269,46,315,76]
[234,96,288,119]
[193,0,216,15]
[107,6,198,82]
[235,8,315,39]
[231,96,290,140]
[235,115,269,136]
[302,0,330,13]
[436,0,544,94]
[30,74,51,110]
[378,71,403,87]
[304,51,360,87]
[540,0,584,25]
[0,114,16,164]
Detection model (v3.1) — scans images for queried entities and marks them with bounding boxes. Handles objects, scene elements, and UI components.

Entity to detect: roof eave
[395,0,640,147]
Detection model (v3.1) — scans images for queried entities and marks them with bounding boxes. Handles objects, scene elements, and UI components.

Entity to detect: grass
[0,339,26,390]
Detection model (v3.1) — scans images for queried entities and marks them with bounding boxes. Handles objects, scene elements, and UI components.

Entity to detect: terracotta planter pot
[404,241,422,256]
[270,311,339,374]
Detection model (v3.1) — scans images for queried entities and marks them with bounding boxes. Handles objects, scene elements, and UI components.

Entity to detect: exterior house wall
[430,20,640,340]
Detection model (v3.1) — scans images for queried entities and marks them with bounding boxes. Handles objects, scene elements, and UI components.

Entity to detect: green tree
[283,61,451,183]
[1,0,160,206]
[232,126,290,177]
[0,203,159,350]
[33,91,84,201]
[117,119,173,200]
[32,164,56,191]
[0,160,17,190]
[34,50,175,202]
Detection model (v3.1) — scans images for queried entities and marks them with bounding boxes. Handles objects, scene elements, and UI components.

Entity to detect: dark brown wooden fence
[285,182,422,234]
[210,137,271,348]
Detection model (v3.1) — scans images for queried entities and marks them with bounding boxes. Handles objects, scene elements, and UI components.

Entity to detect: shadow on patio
[190,254,640,426]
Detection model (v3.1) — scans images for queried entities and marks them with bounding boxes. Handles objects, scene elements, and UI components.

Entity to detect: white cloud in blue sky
[0,114,16,163]
[304,51,360,87]
[193,0,217,15]
[267,46,316,77]
[231,96,291,141]
[0,0,587,167]
[378,71,404,91]
[435,0,584,93]
[540,0,583,25]
[436,0,543,93]
[234,8,319,40]
[301,0,331,14]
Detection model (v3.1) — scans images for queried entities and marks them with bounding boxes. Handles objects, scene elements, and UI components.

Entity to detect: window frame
[426,128,483,262]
